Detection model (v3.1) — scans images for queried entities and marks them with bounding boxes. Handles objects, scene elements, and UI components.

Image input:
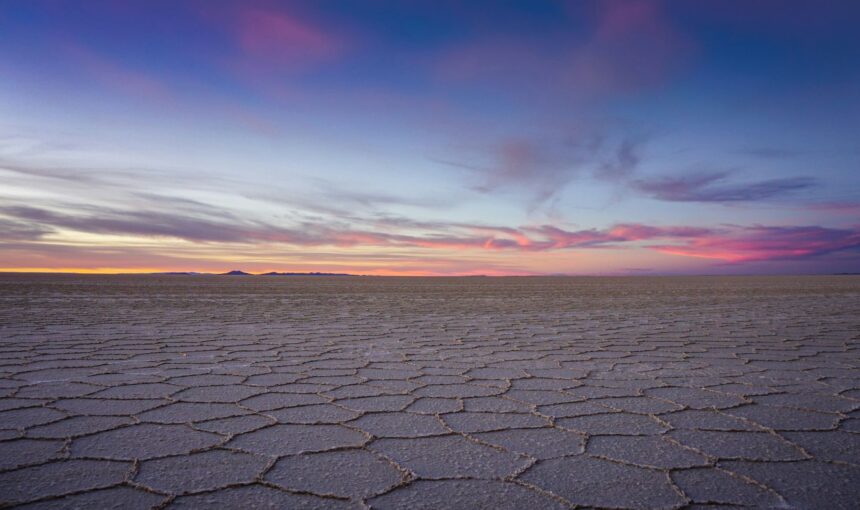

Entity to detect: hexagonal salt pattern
[0,274,859,509]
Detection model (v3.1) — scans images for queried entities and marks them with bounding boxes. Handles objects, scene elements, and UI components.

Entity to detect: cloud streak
[632,172,817,202]
[437,130,606,204]
[3,203,858,268]
[0,218,52,241]
[653,225,860,263]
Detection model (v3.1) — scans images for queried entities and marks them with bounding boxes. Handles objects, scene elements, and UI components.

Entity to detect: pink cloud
[234,7,340,64]
[804,202,860,214]
[564,0,693,94]
[607,224,713,240]
[434,0,692,99]
[4,203,859,267]
[652,226,860,263]
[518,223,712,251]
[195,4,343,100]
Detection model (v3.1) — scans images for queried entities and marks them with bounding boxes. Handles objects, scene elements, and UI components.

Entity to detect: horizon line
[1,270,857,278]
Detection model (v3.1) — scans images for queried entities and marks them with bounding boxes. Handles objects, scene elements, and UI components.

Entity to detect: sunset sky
[1,0,859,275]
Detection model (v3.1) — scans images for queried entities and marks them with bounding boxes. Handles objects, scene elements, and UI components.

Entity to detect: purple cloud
[435,0,692,99]
[436,131,605,204]
[653,225,860,263]
[3,203,860,271]
[595,138,642,181]
[0,218,52,241]
[632,172,816,202]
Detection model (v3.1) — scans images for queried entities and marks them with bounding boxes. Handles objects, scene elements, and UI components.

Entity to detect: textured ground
[0,274,858,509]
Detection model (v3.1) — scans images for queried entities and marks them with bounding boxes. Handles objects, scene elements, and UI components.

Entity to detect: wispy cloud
[594,138,642,181]
[434,0,692,99]
[563,0,693,95]
[232,7,341,65]
[450,132,818,207]
[632,171,816,202]
[199,2,345,99]
[0,218,51,241]
[653,225,860,263]
[469,137,575,204]
[2,140,853,274]
[583,138,817,204]
[436,131,605,204]
[3,198,859,272]
[803,201,860,214]
[0,205,262,243]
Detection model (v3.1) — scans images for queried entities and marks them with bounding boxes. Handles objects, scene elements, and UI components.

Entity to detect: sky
[1,0,859,275]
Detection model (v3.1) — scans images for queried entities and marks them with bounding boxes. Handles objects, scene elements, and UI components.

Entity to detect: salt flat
[0,274,858,509]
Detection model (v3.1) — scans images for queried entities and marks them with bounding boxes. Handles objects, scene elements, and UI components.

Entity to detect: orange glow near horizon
[0,267,536,276]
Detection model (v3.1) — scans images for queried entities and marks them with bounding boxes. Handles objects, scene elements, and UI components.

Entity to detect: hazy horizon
[2,270,859,278]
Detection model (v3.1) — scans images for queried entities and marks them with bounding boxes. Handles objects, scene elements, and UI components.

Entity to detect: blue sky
[1,0,859,274]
